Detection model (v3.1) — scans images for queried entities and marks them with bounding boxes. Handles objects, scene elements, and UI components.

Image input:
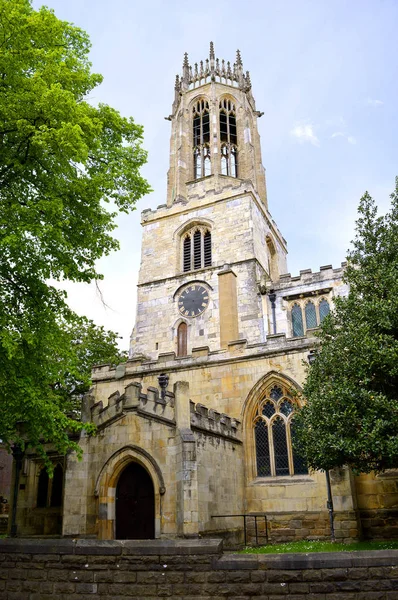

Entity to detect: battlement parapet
[190,401,241,440]
[276,262,346,289]
[89,382,175,428]
[92,335,314,383]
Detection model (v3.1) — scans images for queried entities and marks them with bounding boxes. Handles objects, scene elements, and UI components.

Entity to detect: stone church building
[14,44,398,543]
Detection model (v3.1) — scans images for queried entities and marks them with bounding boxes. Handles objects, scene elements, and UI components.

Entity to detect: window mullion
[286,418,294,475]
[268,421,276,476]
[200,230,204,268]
[190,233,194,271]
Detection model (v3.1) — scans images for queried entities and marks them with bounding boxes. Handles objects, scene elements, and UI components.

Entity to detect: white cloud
[331,132,357,145]
[290,124,319,146]
[366,98,384,107]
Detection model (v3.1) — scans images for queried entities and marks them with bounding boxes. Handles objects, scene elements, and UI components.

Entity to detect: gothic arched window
[182,227,212,272]
[319,298,330,322]
[193,99,211,179]
[219,98,238,177]
[305,301,317,329]
[254,383,308,477]
[291,303,304,337]
[291,297,331,337]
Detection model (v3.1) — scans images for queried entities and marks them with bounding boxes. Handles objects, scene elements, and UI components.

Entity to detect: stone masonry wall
[0,538,397,599]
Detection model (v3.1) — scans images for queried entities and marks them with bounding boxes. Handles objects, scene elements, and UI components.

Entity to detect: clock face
[178,284,209,317]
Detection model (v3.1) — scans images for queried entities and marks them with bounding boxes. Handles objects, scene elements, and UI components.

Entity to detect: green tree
[0,0,150,456]
[294,179,398,474]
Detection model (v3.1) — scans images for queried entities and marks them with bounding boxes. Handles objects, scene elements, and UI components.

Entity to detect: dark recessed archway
[115,462,155,540]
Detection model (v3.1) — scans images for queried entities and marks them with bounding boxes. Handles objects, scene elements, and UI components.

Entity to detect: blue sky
[34,0,398,349]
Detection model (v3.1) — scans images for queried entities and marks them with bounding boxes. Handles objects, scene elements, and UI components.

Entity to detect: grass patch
[240,539,398,554]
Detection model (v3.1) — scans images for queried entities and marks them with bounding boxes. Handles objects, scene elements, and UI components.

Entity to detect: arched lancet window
[183,236,191,272]
[37,468,49,508]
[219,98,238,177]
[255,420,271,476]
[182,227,212,272]
[266,236,279,281]
[221,145,228,175]
[305,301,317,329]
[253,382,308,477]
[50,464,63,507]
[319,298,330,322]
[291,303,304,337]
[193,99,211,179]
[177,322,188,357]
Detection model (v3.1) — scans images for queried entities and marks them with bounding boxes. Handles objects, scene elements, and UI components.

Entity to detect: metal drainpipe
[325,469,336,542]
[268,292,277,334]
[10,444,24,537]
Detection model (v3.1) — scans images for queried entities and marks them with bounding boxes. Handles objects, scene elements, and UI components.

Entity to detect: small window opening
[177,322,188,357]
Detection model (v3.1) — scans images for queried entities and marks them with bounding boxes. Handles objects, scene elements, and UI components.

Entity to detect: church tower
[130,43,288,360]
[17,43,373,545]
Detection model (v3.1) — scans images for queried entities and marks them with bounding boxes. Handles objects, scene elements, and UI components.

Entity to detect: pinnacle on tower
[210,41,215,60]
[183,52,189,69]
[236,49,243,67]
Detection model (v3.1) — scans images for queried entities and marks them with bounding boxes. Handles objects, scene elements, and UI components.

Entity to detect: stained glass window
[273,417,289,476]
[319,299,330,322]
[292,304,304,337]
[254,382,308,477]
[290,420,308,475]
[262,402,275,418]
[305,301,317,329]
[255,420,271,476]
[270,386,283,401]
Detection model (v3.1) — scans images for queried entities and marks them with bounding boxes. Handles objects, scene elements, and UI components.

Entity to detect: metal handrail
[211,513,268,546]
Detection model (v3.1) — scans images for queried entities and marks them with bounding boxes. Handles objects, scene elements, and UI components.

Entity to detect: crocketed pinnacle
[210,41,215,60]
[236,49,243,67]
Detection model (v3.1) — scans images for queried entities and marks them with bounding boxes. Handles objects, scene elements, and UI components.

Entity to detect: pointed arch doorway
[115,462,155,539]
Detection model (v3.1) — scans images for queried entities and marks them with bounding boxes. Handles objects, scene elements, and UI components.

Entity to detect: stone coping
[1,538,397,570]
[0,538,223,556]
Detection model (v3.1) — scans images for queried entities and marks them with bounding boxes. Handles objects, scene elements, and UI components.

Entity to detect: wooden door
[115,462,155,539]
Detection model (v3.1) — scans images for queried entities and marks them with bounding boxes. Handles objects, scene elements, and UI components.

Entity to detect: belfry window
[219,98,238,177]
[193,99,211,179]
[182,227,212,272]
[254,383,308,477]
